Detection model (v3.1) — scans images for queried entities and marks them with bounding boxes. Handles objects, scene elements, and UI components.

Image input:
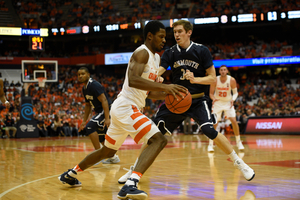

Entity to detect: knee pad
[201,124,218,140]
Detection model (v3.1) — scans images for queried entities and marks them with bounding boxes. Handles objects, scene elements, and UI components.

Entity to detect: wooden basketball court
[1,134,300,199]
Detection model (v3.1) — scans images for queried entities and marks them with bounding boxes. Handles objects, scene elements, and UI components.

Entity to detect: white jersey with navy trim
[214,75,232,102]
[118,44,160,109]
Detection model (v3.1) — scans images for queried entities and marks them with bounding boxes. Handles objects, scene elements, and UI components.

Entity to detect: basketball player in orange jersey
[119,20,255,185]
[58,20,187,200]
[208,65,244,152]
[0,78,10,108]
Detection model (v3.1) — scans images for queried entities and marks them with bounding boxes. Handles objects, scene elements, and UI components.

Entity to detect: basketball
[165,91,192,114]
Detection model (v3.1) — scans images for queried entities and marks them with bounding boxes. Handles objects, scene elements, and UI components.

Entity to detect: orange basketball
[165,91,192,114]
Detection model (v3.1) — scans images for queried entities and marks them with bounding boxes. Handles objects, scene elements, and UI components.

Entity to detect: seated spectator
[36,115,48,137]
[53,114,64,137]
[62,115,72,137]
[0,116,5,138]
[70,115,79,136]
[4,113,17,138]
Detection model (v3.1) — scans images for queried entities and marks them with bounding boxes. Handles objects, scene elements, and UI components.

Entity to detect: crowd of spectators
[10,0,300,28]
[0,38,294,61]
[0,1,8,11]
[0,65,300,138]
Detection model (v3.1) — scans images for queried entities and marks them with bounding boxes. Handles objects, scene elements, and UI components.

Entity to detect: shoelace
[127,178,138,188]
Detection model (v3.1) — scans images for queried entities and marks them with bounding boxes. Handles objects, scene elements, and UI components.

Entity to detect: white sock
[125,173,140,186]
[68,170,77,177]
[235,135,241,143]
[209,139,214,146]
[111,154,117,159]
[228,150,240,162]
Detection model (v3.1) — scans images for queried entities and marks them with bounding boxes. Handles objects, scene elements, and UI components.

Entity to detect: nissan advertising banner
[245,116,300,134]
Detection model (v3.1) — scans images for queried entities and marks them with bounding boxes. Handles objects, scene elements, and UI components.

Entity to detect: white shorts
[105,96,160,150]
[212,101,236,122]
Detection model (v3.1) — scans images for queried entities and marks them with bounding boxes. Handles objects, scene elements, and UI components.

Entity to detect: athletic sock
[209,139,214,146]
[228,150,240,162]
[235,135,241,143]
[125,171,142,186]
[73,164,83,173]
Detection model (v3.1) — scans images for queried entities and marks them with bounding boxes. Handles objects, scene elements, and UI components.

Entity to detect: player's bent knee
[102,145,117,157]
[201,124,218,140]
[148,132,167,148]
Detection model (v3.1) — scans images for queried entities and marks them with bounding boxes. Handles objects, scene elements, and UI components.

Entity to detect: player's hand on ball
[155,76,164,83]
[164,84,188,101]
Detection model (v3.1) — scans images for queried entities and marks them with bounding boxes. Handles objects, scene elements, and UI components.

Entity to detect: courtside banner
[105,52,133,65]
[245,117,300,134]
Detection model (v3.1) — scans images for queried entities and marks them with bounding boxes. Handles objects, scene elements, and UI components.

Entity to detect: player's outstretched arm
[209,81,218,103]
[184,65,217,85]
[128,49,187,99]
[97,93,110,127]
[230,77,238,108]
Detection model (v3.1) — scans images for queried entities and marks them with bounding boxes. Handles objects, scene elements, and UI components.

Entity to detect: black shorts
[86,112,107,142]
[153,96,214,135]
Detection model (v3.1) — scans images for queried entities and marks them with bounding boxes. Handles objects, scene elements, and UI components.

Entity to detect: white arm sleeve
[232,88,238,101]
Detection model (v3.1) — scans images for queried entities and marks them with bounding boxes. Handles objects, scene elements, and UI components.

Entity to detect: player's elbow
[211,75,217,83]
[128,75,141,88]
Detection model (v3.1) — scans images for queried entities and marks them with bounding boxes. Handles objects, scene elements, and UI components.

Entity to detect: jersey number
[90,101,95,108]
[218,92,227,97]
[180,69,186,80]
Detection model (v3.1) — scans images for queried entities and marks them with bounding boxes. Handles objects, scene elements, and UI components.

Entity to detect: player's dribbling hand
[164,84,188,101]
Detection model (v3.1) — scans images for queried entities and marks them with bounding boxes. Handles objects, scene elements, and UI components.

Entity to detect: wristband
[5,100,9,104]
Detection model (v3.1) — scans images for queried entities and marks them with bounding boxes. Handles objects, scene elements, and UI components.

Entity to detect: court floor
[0,134,300,200]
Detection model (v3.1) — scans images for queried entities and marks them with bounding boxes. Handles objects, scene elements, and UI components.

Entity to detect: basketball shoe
[102,154,120,164]
[118,165,134,184]
[117,178,147,200]
[234,159,255,181]
[58,169,82,187]
[237,140,245,150]
[207,144,214,152]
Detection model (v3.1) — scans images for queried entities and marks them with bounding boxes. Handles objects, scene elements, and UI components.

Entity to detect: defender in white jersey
[58,21,187,200]
[208,65,244,152]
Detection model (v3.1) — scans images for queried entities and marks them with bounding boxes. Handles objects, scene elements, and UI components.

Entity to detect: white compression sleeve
[232,88,238,101]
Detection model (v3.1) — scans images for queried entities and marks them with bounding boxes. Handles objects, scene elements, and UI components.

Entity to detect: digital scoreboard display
[29,36,45,51]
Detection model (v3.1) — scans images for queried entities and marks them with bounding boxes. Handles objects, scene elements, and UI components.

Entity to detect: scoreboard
[29,36,45,51]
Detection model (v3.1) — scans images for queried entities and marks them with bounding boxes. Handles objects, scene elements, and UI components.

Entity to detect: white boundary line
[0,155,209,198]
[0,175,59,198]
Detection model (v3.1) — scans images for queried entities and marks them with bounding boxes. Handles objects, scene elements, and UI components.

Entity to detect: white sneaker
[118,165,134,184]
[102,155,120,164]
[237,141,245,150]
[234,159,255,181]
[207,144,214,152]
